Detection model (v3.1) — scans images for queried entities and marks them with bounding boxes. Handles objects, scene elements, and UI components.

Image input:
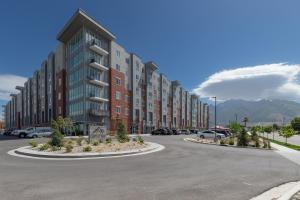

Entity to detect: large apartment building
[3,9,209,134]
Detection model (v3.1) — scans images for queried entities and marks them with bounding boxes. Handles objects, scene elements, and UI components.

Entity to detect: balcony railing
[88,94,109,103]
[89,58,109,71]
[90,40,109,56]
[87,76,109,87]
[88,108,108,117]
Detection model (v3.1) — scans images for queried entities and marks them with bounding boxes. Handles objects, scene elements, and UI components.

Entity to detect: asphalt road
[0,135,300,200]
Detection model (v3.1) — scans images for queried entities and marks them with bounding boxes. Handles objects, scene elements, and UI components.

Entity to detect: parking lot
[1,134,300,200]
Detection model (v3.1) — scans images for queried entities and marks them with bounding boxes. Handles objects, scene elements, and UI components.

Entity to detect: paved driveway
[0,135,300,200]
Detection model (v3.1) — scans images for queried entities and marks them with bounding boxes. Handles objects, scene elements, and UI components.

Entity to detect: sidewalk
[271,142,300,166]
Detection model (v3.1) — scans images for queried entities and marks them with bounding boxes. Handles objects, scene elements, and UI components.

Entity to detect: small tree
[229,122,242,137]
[264,125,272,140]
[116,122,129,143]
[50,117,74,147]
[280,125,295,144]
[237,128,249,146]
[272,123,280,131]
[242,117,249,127]
[291,117,300,133]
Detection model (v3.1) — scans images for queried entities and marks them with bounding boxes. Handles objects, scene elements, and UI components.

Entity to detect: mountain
[209,99,300,126]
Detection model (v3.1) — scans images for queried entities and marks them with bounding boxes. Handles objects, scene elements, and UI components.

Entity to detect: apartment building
[4,9,209,133]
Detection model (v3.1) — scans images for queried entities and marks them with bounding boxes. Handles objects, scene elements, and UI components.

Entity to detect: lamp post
[212,96,217,139]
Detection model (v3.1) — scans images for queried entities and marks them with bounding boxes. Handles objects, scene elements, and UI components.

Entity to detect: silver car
[26,128,52,138]
[197,130,226,140]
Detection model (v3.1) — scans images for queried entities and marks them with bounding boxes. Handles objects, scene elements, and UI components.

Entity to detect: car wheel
[200,135,204,139]
[19,133,25,138]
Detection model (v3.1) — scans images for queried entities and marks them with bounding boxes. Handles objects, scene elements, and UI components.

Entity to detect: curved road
[0,135,300,200]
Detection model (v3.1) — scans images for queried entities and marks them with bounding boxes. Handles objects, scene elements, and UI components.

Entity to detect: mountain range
[209,99,300,126]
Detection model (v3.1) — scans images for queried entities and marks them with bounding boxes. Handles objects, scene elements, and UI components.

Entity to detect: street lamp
[212,96,217,139]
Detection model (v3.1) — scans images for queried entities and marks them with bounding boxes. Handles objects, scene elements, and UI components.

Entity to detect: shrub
[29,140,38,148]
[93,141,99,146]
[220,139,226,145]
[65,144,73,153]
[106,137,112,144]
[228,137,234,145]
[137,136,144,144]
[50,129,64,147]
[51,145,61,151]
[39,143,50,151]
[255,137,260,148]
[237,128,249,147]
[267,140,271,149]
[116,122,130,143]
[83,145,92,152]
[76,137,83,146]
[263,140,268,148]
[132,137,137,142]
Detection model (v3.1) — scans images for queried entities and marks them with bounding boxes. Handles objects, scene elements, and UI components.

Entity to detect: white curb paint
[7,142,165,161]
[250,181,300,200]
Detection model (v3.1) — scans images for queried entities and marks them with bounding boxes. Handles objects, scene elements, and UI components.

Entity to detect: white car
[11,129,21,136]
[197,130,226,140]
[26,128,52,138]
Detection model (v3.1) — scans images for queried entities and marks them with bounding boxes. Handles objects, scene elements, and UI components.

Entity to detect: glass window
[115,106,121,114]
[116,64,121,71]
[115,77,121,85]
[115,91,121,100]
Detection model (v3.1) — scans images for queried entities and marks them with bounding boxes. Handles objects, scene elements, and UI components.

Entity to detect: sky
[2,0,300,119]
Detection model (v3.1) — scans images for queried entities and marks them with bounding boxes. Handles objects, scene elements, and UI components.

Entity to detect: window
[115,106,121,114]
[115,77,121,85]
[126,58,130,64]
[58,92,61,100]
[115,91,121,100]
[125,108,129,116]
[136,75,139,80]
[125,95,129,102]
[58,107,62,115]
[116,50,120,58]
[58,78,62,86]
[116,64,121,71]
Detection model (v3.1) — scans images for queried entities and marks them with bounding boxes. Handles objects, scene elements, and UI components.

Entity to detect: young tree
[229,122,242,136]
[50,117,74,147]
[116,122,129,143]
[264,125,272,140]
[242,117,249,127]
[291,117,300,133]
[237,128,249,146]
[280,125,295,144]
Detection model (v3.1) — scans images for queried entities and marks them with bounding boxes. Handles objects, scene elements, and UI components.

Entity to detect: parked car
[215,129,231,137]
[17,127,51,138]
[181,129,191,135]
[172,129,181,135]
[189,129,199,134]
[11,129,21,137]
[26,128,52,138]
[164,128,173,135]
[151,128,167,135]
[197,130,226,140]
[3,130,12,136]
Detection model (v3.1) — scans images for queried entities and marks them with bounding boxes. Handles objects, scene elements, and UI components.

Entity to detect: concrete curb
[9,142,164,160]
[250,181,300,200]
[184,138,273,151]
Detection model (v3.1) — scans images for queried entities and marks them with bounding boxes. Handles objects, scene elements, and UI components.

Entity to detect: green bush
[106,137,112,144]
[263,140,268,148]
[237,128,249,147]
[51,145,61,151]
[116,122,130,143]
[228,137,234,145]
[29,140,38,148]
[39,143,50,151]
[65,144,73,153]
[83,145,92,152]
[137,136,144,144]
[132,137,137,142]
[50,129,64,147]
[255,138,260,148]
[220,139,226,145]
[93,141,99,146]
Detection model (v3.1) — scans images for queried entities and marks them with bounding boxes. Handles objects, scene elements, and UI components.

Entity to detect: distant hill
[209,99,300,126]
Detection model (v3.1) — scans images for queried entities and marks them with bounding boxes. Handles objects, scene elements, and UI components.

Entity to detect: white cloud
[0,74,27,101]
[193,63,300,101]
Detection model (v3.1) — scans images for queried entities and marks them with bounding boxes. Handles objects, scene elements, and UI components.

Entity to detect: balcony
[89,59,109,71]
[89,95,109,103]
[89,41,109,56]
[88,77,109,87]
[88,109,108,117]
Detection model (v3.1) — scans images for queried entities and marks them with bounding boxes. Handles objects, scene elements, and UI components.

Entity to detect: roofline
[57,8,116,42]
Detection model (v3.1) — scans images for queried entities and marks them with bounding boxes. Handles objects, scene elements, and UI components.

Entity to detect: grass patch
[260,136,300,151]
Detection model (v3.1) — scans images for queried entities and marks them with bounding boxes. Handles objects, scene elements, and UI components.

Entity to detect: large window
[115,91,121,100]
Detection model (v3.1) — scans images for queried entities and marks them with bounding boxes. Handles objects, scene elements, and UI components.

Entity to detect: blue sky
[2,0,300,118]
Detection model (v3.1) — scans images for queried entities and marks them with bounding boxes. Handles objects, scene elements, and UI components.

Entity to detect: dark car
[190,129,198,134]
[164,128,173,135]
[181,129,191,135]
[172,129,181,135]
[151,128,167,135]
[3,130,12,136]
